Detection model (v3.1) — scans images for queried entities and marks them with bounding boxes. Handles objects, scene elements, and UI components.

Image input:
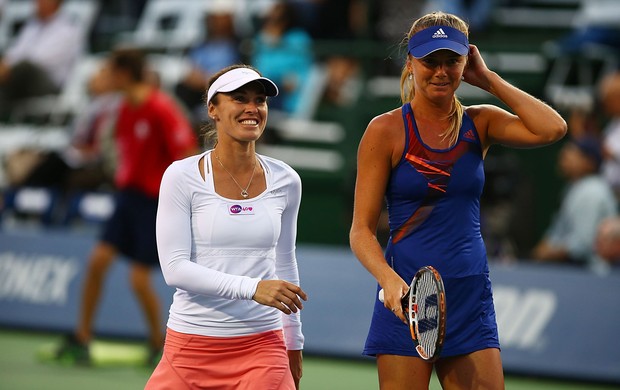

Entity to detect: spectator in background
[174,4,241,126]
[0,0,85,119]
[531,137,617,271]
[4,62,121,193]
[251,1,313,115]
[54,47,199,366]
[60,62,121,190]
[599,72,620,200]
[321,55,362,108]
[310,0,369,109]
[594,216,620,268]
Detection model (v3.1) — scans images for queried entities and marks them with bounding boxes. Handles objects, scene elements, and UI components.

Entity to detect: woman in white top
[146,65,307,390]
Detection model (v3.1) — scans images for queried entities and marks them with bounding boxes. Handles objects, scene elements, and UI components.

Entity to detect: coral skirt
[145,328,295,390]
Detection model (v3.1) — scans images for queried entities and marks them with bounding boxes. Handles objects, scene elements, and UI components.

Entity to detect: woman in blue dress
[349,11,567,389]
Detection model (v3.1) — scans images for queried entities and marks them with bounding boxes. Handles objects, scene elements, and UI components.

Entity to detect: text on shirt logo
[229,204,254,215]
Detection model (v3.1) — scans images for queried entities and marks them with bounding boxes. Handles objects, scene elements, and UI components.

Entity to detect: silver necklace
[214,151,257,199]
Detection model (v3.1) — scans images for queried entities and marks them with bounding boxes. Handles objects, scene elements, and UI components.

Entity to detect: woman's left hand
[288,349,303,389]
[253,280,308,314]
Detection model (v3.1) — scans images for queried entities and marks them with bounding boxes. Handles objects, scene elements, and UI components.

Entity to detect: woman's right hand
[381,276,410,324]
[253,280,308,314]
[462,44,493,92]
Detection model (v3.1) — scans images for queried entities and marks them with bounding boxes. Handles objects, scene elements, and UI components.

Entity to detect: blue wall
[1,229,619,384]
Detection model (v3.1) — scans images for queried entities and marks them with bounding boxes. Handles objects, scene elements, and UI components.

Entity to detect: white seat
[0,0,32,51]
[53,54,106,120]
[13,187,55,215]
[9,54,105,125]
[118,0,209,52]
[117,0,278,52]
[60,0,101,53]
[75,191,115,223]
[148,53,191,91]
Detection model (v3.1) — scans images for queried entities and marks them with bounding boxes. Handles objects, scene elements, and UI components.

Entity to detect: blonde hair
[400,12,469,147]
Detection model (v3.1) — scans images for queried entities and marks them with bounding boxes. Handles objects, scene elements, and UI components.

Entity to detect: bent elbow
[161,265,182,289]
[161,272,176,288]
[552,120,568,142]
[542,119,568,144]
[349,227,362,251]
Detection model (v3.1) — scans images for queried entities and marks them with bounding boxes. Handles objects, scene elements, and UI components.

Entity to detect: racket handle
[378,289,384,302]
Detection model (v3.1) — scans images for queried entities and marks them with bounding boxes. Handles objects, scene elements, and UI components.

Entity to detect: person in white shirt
[595,216,620,267]
[599,72,620,200]
[0,0,84,116]
[531,136,617,270]
[146,65,307,390]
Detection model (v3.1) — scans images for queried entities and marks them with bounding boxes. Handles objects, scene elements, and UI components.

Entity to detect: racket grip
[378,289,384,302]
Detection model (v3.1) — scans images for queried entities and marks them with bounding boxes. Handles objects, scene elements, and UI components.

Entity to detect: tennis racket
[378,265,446,361]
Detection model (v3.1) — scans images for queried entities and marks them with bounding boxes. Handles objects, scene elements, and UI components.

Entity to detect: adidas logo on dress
[432,28,448,38]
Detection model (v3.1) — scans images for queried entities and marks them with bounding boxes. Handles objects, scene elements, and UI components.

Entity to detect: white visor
[206,68,278,104]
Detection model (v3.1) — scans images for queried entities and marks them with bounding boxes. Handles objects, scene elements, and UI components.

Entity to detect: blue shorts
[363,273,500,358]
[100,189,159,266]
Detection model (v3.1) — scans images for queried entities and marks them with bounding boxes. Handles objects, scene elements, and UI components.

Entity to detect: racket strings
[414,271,440,357]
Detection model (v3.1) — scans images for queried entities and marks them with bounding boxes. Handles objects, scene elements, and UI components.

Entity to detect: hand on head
[461,44,492,91]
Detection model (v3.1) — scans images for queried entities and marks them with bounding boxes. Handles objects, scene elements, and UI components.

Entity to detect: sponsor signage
[0,230,619,383]
[0,229,173,336]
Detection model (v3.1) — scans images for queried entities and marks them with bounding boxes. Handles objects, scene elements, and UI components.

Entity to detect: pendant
[241,190,249,198]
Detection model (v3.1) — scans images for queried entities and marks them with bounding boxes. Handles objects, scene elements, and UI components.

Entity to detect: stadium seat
[2,187,60,225]
[116,0,209,53]
[63,191,115,226]
[0,0,32,51]
[147,53,191,92]
[117,0,277,53]
[10,54,106,125]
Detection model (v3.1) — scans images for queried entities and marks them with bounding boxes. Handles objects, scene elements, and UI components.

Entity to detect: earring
[408,74,413,80]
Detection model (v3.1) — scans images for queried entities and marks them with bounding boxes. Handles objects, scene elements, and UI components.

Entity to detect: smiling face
[208,81,269,143]
[409,49,467,102]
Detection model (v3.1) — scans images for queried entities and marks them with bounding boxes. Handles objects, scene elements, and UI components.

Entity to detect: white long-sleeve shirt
[156,150,304,350]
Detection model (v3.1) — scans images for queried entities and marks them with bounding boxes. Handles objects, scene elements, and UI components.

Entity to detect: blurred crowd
[0,0,620,273]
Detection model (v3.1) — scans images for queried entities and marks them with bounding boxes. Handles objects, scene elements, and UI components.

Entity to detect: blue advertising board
[1,229,619,383]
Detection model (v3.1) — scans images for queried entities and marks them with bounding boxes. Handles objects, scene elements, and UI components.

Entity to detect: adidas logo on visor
[432,28,448,38]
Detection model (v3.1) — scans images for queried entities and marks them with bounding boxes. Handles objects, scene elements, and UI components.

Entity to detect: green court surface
[1,329,618,390]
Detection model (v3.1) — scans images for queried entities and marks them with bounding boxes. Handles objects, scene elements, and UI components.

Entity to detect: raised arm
[463,44,567,151]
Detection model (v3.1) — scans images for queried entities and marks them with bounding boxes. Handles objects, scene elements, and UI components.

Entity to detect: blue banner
[1,229,619,383]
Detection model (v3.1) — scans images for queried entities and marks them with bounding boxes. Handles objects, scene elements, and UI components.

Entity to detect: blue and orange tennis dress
[363,103,500,358]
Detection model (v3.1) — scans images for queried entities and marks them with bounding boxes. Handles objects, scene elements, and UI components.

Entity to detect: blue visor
[408,25,469,58]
